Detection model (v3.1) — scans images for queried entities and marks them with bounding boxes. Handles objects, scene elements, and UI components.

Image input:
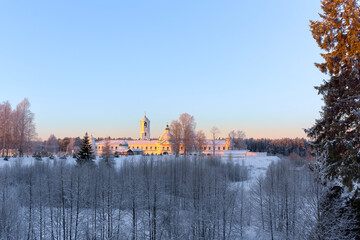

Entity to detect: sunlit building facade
[93,115,231,156]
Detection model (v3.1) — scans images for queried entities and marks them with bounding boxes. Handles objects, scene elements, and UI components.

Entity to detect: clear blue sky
[0,0,325,140]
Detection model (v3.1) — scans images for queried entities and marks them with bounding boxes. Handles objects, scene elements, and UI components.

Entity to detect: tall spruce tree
[306,0,360,191]
[76,132,95,165]
[307,1,360,237]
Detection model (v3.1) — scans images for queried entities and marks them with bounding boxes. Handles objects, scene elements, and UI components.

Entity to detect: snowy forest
[0,132,354,240]
[0,154,346,240]
[1,0,360,239]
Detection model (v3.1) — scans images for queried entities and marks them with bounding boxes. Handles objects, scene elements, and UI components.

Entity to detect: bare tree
[228,130,247,150]
[67,138,76,155]
[45,134,59,155]
[179,113,196,155]
[170,120,182,156]
[100,139,114,168]
[0,101,12,158]
[210,126,220,156]
[13,98,36,156]
[170,113,197,155]
[195,130,206,155]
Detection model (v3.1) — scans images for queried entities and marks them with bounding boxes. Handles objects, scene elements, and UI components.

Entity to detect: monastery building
[93,115,232,156]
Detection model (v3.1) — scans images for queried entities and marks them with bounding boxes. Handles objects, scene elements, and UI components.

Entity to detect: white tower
[140,114,150,140]
[90,135,97,154]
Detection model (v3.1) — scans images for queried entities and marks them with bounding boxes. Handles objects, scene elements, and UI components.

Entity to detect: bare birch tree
[228,130,247,150]
[210,126,220,156]
[13,98,36,156]
[0,101,12,158]
[179,113,196,154]
[45,134,59,155]
[195,130,206,155]
[170,120,182,156]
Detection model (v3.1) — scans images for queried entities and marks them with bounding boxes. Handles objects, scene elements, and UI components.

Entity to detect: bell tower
[140,114,150,140]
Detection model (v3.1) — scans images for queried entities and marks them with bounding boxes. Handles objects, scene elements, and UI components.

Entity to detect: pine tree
[306,0,360,191]
[76,132,95,165]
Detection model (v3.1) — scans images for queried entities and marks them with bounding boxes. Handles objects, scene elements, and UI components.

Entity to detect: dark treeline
[34,136,83,156]
[246,138,308,157]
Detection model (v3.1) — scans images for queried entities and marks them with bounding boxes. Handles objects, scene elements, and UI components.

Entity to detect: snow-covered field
[221,155,280,189]
[221,155,279,178]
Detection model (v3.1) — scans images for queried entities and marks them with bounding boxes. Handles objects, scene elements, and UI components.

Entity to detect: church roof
[159,132,172,141]
[127,140,158,145]
[96,140,128,146]
[204,140,227,145]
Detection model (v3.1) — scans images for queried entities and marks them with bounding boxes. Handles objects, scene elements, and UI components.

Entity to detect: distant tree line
[246,138,309,157]
[0,98,37,158]
[33,136,83,157]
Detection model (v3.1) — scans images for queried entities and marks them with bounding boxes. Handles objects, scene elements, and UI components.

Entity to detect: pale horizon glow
[0,0,324,141]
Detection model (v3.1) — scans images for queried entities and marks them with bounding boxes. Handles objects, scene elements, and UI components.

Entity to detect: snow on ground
[0,154,280,189]
[0,155,131,168]
[221,155,280,190]
[0,154,279,240]
[0,154,279,172]
[241,155,280,180]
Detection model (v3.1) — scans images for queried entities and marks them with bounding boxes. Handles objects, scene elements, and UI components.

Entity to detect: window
[155,147,157,150]
[95,146,97,149]
[181,147,183,150]
[137,146,139,149]
[111,146,113,149]
[167,147,169,150]
[145,133,146,136]
[150,147,152,150]
[209,147,211,150]
[116,146,118,150]
[162,147,164,150]
[223,147,225,150]
[204,147,206,150]
[146,147,148,150]
[144,122,147,128]
[218,147,220,150]
[228,147,230,150]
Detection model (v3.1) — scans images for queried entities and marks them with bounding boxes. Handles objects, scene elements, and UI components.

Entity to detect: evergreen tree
[310,0,360,76]
[306,0,360,190]
[76,132,95,165]
[307,0,360,237]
